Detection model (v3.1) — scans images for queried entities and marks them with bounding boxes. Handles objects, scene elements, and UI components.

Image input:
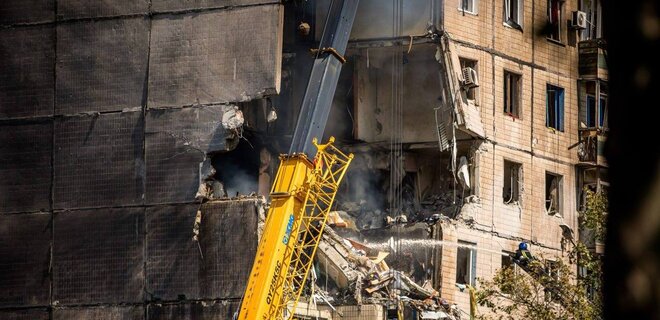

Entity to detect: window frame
[547,0,564,42]
[501,251,520,273]
[459,0,479,15]
[504,0,524,30]
[456,241,478,286]
[460,57,479,104]
[544,260,561,302]
[579,0,603,41]
[503,160,522,204]
[545,172,563,216]
[546,84,565,132]
[580,80,608,130]
[504,71,522,118]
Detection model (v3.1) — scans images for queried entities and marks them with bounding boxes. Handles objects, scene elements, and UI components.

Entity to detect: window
[545,172,562,215]
[456,241,477,286]
[581,81,608,129]
[504,71,521,117]
[544,260,560,302]
[580,0,603,40]
[502,252,515,269]
[460,58,478,102]
[599,86,608,128]
[503,160,522,204]
[546,84,564,131]
[504,0,523,30]
[576,167,608,211]
[459,0,478,14]
[500,251,519,293]
[547,0,563,42]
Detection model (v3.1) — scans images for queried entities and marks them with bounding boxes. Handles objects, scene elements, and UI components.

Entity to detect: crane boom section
[239,0,359,318]
[238,154,312,320]
[239,138,352,320]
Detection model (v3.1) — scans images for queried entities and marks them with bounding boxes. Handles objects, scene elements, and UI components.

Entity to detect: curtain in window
[550,0,560,24]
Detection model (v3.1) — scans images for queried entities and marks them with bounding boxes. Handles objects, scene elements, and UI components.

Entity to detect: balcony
[577,129,607,166]
[578,39,608,80]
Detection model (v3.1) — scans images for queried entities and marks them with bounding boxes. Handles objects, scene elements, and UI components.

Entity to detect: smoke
[210,139,260,197]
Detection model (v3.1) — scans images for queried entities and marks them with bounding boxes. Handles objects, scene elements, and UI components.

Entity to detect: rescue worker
[514,242,535,267]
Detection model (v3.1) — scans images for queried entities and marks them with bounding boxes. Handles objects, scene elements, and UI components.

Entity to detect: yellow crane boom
[238,0,358,317]
[238,137,352,320]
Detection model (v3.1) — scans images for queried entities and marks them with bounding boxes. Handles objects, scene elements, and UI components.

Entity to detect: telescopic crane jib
[237,1,359,319]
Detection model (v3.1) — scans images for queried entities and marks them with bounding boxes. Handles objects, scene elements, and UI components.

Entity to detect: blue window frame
[546,84,564,131]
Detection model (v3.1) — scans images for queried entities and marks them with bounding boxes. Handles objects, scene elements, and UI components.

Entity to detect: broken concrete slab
[145,105,240,204]
[0,121,52,213]
[0,26,54,119]
[148,4,283,108]
[0,0,54,25]
[52,306,144,320]
[317,227,362,289]
[57,0,148,19]
[53,112,144,209]
[53,208,145,305]
[56,18,149,115]
[0,214,51,307]
[147,300,239,319]
[151,0,278,13]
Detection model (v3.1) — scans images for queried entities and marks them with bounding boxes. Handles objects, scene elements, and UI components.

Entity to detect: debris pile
[314,226,462,319]
[335,190,470,231]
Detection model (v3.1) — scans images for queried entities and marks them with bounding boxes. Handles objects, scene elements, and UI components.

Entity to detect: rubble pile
[314,226,462,319]
[335,190,468,231]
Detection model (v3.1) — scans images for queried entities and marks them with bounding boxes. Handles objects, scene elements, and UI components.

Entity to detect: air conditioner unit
[462,67,479,89]
[571,11,587,29]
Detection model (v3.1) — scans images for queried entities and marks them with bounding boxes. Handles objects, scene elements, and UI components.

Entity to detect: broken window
[504,0,523,30]
[456,241,477,286]
[460,0,478,14]
[547,0,563,42]
[460,58,478,102]
[545,172,562,215]
[546,84,564,131]
[504,71,521,117]
[503,160,522,204]
[579,0,603,40]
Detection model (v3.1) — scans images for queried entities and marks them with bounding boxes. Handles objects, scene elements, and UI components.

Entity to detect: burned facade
[0,0,607,319]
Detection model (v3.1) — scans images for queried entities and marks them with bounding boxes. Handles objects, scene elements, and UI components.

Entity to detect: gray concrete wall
[0,1,281,318]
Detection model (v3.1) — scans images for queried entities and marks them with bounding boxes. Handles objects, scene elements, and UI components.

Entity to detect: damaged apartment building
[0,0,608,319]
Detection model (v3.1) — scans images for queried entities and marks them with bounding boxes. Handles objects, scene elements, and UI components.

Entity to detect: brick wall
[441,0,582,314]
